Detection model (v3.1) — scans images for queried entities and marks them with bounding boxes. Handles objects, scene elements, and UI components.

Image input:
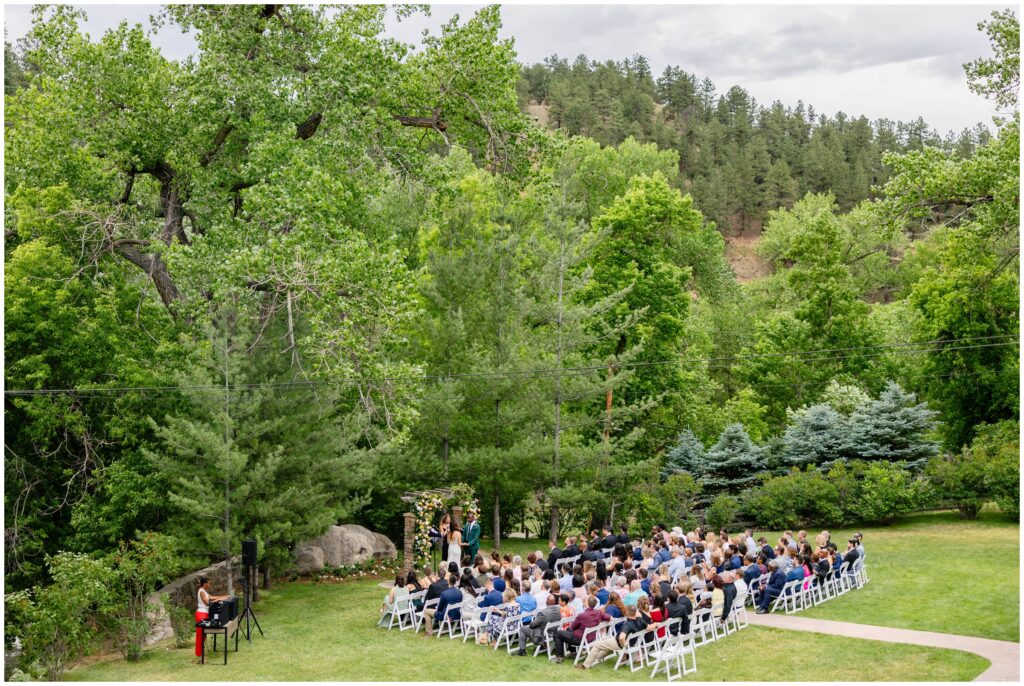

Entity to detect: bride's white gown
[447,536,461,565]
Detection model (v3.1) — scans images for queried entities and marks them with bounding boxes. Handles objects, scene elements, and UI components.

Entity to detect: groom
[462,512,481,562]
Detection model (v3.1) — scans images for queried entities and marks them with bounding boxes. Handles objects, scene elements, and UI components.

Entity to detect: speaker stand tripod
[240,563,264,642]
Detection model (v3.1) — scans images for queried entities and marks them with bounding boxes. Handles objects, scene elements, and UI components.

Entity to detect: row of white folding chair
[649,629,698,681]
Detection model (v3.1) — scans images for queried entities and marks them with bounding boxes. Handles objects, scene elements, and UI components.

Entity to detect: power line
[3,335,1017,397]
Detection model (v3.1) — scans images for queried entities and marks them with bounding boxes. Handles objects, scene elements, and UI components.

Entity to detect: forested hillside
[518,55,993,234]
[3,4,1018,630]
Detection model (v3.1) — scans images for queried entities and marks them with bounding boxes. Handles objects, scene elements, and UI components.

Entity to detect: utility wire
[3,335,1016,397]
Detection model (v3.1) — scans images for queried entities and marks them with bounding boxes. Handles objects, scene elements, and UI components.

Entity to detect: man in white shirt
[744,529,757,557]
[668,548,688,581]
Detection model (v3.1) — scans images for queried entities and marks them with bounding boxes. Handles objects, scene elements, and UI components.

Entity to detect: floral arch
[401,483,479,570]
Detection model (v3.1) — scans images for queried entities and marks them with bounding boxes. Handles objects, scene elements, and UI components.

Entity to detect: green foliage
[845,381,939,467]
[744,467,844,530]
[928,420,1020,519]
[7,552,115,681]
[106,532,178,662]
[704,494,740,531]
[781,404,847,468]
[964,9,1020,111]
[702,424,765,494]
[161,595,195,650]
[662,430,705,480]
[853,461,926,524]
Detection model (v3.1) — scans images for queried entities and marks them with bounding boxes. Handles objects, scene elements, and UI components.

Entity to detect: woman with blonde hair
[480,586,520,645]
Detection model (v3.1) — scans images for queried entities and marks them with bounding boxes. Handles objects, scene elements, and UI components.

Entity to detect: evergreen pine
[702,423,765,494]
[662,429,706,480]
[781,404,847,467]
[845,381,939,468]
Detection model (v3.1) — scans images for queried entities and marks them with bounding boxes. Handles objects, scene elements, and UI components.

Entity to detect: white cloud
[3,3,1008,131]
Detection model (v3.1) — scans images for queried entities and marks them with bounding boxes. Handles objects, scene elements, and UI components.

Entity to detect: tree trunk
[549,504,560,548]
[493,493,501,552]
[262,561,272,589]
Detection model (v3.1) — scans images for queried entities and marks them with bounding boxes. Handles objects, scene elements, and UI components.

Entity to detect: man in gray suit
[516,595,561,655]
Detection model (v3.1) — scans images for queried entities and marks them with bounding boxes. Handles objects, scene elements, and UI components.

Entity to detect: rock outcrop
[292,524,397,574]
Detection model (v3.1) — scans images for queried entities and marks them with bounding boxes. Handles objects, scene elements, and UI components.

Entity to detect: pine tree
[781,404,847,467]
[662,429,706,480]
[702,423,765,494]
[845,381,939,467]
[149,310,368,588]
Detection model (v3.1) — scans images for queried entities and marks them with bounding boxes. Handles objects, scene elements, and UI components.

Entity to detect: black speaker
[242,539,258,567]
[209,596,238,626]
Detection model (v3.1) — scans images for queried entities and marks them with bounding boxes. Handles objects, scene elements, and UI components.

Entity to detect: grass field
[68,580,988,681]
[482,510,1021,642]
[66,510,1016,681]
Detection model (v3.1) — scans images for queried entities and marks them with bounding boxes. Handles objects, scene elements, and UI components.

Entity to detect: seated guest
[602,526,618,552]
[517,579,537,622]
[534,550,549,572]
[604,591,627,618]
[742,554,761,586]
[593,580,609,605]
[756,560,786,614]
[617,525,631,546]
[547,542,562,571]
[568,591,585,616]
[533,578,554,606]
[516,594,561,656]
[557,564,574,593]
[578,603,648,669]
[572,574,587,600]
[562,536,581,560]
[710,574,725,619]
[459,574,479,618]
[511,555,523,580]
[423,567,447,605]
[552,596,611,664]
[623,579,645,606]
[476,577,504,619]
[480,587,520,646]
[666,586,693,635]
[785,560,805,584]
[854,532,865,560]
[719,572,738,626]
[744,528,757,555]
[558,592,574,620]
[729,546,743,571]
[638,567,651,595]
[733,570,748,603]
[424,574,462,635]
[579,540,597,563]
[595,560,609,587]
[758,537,775,560]
[649,594,668,640]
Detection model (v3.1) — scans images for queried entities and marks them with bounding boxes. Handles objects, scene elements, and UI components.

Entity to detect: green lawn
[796,511,1019,642]
[68,580,987,681]
[484,510,1020,642]
[66,510,1016,681]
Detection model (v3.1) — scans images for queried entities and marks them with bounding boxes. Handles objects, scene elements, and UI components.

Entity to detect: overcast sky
[3,3,1012,133]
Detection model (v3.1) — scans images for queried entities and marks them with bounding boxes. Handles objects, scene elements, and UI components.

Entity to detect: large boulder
[292,524,396,574]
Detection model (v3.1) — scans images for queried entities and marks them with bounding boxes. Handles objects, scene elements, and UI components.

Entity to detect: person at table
[194,576,229,662]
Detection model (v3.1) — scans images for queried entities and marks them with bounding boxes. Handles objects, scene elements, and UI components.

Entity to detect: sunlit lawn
[68,580,987,681]
[487,509,1020,642]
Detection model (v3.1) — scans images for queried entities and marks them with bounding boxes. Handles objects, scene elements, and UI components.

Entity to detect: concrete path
[748,613,1019,682]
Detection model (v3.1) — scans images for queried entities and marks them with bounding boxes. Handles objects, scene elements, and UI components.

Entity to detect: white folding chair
[771,579,805,614]
[649,630,697,681]
[462,606,493,643]
[400,591,425,631]
[613,631,648,672]
[572,620,611,665]
[493,611,524,653]
[533,620,559,658]
[380,594,403,630]
[435,602,463,639]
[413,597,438,633]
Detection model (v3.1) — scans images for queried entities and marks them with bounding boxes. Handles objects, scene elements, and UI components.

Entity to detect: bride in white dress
[446,527,463,567]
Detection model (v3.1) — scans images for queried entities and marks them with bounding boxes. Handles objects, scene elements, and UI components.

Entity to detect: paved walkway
[748,613,1020,682]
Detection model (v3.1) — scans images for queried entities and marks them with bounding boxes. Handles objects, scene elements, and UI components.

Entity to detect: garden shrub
[744,467,843,529]
[705,494,740,531]
[162,595,195,650]
[852,461,925,523]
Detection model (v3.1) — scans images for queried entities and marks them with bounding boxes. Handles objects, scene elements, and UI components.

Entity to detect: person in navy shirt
[430,574,462,633]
